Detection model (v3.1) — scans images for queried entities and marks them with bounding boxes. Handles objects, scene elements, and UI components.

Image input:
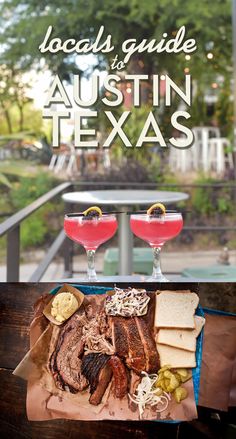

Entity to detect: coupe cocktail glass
[64,213,118,281]
[130,212,183,282]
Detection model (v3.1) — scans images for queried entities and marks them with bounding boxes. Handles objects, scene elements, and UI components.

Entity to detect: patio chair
[192,126,220,172]
[208,137,234,175]
[48,144,71,173]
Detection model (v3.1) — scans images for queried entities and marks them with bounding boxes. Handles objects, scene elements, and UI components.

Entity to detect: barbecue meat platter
[13,284,204,421]
[20,285,202,421]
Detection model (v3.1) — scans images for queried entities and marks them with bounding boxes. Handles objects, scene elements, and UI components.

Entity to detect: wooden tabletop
[0,282,235,439]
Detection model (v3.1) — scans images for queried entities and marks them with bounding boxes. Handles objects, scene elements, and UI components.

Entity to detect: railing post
[63,201,74,278]
[7,225,20,281]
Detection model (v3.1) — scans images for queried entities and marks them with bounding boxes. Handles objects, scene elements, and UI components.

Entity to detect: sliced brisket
[49,309,88,392]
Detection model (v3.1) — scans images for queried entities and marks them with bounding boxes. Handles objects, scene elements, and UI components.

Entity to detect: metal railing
[0,182,73,281]
[0,180,236,281]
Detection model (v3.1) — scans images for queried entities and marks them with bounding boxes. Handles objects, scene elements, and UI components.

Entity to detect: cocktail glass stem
[86,249,97,281]
[148,247,169,282]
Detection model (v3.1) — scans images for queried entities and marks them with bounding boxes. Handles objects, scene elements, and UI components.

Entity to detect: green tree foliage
[0,64,42,135]
[0,0,232,81]
[215,77,234,139]
[0,0,233,152]
[192,176,234,215]
[10,172,62,248]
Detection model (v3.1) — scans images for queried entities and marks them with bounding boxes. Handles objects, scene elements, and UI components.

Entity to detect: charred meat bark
[111,316,129,358]
[89,364,112,405]
[81,353,112,405]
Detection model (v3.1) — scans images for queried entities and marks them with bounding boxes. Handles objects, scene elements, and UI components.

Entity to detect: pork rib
[111,316,159,374]
[134,316,160,372]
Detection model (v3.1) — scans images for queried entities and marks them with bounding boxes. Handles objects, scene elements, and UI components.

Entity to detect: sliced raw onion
[128,372,171,419]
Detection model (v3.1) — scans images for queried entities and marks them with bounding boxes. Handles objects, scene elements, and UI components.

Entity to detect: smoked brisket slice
[81,353,112,405]
[49,310,88,392]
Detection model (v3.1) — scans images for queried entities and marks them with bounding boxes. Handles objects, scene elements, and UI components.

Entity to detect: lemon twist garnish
[147,203,166,216]
[83,206,102,217]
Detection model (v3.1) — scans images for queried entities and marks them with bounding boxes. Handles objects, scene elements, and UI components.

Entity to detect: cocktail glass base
[147,246,170,283]
[76,275,99,282]
[146,273,170,283]
[86,249,98,282]
[85,275,98,282]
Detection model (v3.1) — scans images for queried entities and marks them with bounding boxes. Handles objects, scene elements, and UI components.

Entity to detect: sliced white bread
[156,315,205,352]
[155,291,199,329]
[157,344,196,368]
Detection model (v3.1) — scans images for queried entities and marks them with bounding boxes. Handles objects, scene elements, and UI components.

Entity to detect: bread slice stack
[155,291,205,368]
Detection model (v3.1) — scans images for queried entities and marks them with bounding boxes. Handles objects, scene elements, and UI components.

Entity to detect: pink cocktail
[64,213,117,281]
[130,213,183,281]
